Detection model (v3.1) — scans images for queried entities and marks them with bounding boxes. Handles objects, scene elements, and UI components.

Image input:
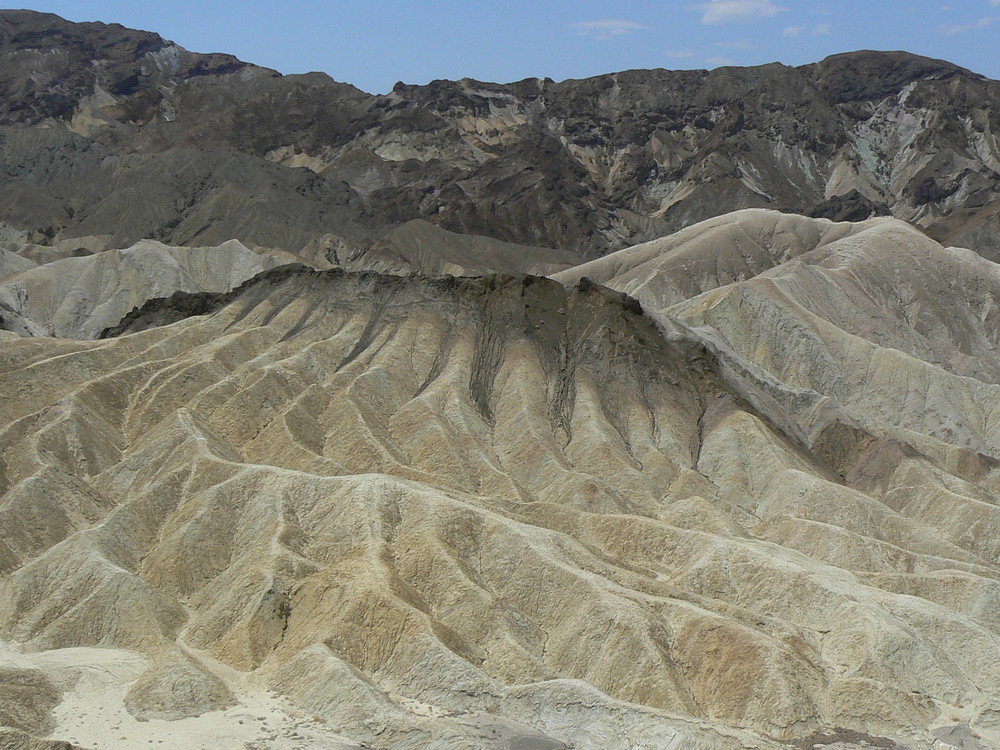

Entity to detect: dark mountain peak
[0,8,166,53]
[806,49,974,102]
[0,8,276,124]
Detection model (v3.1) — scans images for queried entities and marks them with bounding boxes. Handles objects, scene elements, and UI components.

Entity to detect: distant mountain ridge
[0,10,998,263]
[0,9,276,124]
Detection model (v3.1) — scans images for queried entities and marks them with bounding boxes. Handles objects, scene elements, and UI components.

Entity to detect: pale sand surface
[0,641,358,749]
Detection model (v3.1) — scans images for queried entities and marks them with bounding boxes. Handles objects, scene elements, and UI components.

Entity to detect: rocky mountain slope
[0,10,998,262]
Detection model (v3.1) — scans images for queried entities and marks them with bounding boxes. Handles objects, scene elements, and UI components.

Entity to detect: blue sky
[23,1,1000,93]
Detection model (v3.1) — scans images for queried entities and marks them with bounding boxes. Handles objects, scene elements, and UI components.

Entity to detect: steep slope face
[560,210,1000,461]
[0,249,35,279]
[552,208,883,308]
[0,221,576,339]
[0,11,997,261]
[671,225,1000,462]
[0,9,276,125]
[0,125,372,254]
[0,239,299,338]
[1,268,999,749]
[370,53,1000,256]
[0,11,373,253]
[338,219,582,276]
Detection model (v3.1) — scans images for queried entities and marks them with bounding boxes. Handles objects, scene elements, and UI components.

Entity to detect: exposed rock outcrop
[0,12,997,261]
[123,651,234,721]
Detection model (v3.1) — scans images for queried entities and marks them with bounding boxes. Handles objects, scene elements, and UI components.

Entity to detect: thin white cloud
[700,0,782,24]
[706,56,736,66]
[991,0,1000,6]
[572,20,650,39]
[783,21,827,37]
[939,16,995,33]
[716,39,758,49]
[665,50,696,58]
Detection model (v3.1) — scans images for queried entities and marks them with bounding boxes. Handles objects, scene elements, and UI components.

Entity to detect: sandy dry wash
[0,210,998,749]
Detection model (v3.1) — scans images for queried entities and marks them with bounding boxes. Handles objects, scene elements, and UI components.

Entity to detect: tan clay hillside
[0,225,581,342]
[556,209,1000,458]
[0,239,301,339]
[1,214,1000,748]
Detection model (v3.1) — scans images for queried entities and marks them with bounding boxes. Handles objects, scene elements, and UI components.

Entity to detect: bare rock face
[123,651,234,721]
[0,668,59,735]
[345,220,583,276]
[0,10,274,125]
[0,11,998,263]
[0,731,89,750]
